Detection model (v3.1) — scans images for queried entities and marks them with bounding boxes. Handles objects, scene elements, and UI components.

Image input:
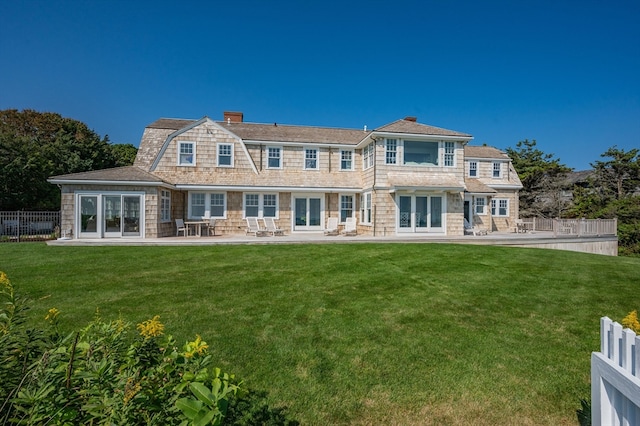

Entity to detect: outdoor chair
[262,217,284,236]
[205,218,217,236]
[324,217,339,236]
[464,218,487,236]
[175,218,188,237]
[341,217,357,236]
[246,217,267,236]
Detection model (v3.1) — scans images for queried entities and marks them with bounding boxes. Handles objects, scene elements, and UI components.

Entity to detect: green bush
[0,271,297,425]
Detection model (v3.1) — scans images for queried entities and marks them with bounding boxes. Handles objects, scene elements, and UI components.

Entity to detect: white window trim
[491,198,509,217]
[178,141,196,166]
[217,143,234,168]
[339,193,355,223]
[243,193,279,218]
[493,162,502,178]
[340,150,354,171]
[187,192,227,219]
[443,142,455,167]
[385,139,397,165]
[363,143,374,170]
[401,139,440,167]
[469,161,478,177]
[267,146,283,169]
[160,190,171,222]
[475,196,487,215]
[304,147,319,170]
[360,192,372,225]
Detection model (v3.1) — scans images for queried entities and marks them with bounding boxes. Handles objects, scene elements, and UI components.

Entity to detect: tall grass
[1,243,638,425]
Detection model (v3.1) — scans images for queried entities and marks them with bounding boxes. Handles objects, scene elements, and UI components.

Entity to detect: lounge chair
[464,218,487,236]
[175,218,188,236]
[341,217,357,236]
[263,217,284,236]
[246,217,267,236]
[324,217,339,236]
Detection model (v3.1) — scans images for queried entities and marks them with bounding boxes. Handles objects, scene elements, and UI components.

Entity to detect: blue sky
[1,0,638,170]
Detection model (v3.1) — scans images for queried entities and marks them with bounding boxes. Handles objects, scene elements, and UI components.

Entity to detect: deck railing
[591,317,640,425]
[521,218,617,237]
[0,211,61,243]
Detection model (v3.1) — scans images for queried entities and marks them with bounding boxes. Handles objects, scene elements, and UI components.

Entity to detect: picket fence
[591,316,640,425]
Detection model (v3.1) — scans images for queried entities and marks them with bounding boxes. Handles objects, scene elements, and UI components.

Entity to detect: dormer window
[268,147,282,169]
[178,142,195,166]
[304,148,318,170]
[493,162,502,178]
[217,143,233,167]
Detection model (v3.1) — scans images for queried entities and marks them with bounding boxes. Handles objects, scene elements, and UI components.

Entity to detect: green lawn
[1,243,639,425]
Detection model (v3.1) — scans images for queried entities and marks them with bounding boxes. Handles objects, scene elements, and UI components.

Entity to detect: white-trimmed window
[267,147,282,169]
[178,142,195,166]
[469,161,478,177]
[493,162,502,178]
[360,192,372,224]
[385,139,397,164]
[444,142,455,167]
[491,199,509,217]
[217,143,233,167]
[304,148,318,170]
[160,190,171,222]
[188,192,227,218]
[341,150,353,170]
[475,197,486,215]
[191,193,206,217]
[403,141,438,166]
[210,193,226,217]
[363,143,374,169]
[340,195,354,223]
[244,193,278,218]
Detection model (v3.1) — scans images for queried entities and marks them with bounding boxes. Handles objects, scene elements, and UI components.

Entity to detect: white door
[397,194,444,233]
[293,195,323,231]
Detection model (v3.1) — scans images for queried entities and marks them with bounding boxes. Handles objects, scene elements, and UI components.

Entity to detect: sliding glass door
[76,192,143,238]
[293,195,323,231]
[397,194,444,233]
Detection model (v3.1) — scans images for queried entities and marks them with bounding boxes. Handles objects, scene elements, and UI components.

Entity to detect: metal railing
[0,211,61,243]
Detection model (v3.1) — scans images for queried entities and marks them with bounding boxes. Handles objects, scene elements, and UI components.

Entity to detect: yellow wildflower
[137,315,164,338]
[183,334,209,358]
[45,307,60,322]
[0,271,12,293]
[622,310,640,334]
[123,377,141,405]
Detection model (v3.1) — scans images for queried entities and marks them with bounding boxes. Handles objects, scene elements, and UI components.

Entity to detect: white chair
[175,219,188,236]
[341,217,357,236]
[262,217,284,236]
[324,217,339,236]
[464,218,487,236]
[246,217,267,236]
[205,218,217,236]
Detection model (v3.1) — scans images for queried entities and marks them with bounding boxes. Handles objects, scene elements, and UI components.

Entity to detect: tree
[591,146,640,201]
[0,109,134,211]
[505,139,572,218]
[109,143,138,167]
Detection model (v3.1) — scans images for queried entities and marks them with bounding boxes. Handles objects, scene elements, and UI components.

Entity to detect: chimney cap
[404,116,417,122]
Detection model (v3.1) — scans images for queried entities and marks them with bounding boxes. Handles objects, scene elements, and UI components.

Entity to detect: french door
[293,195,323,231]
[397,194,444,233]
[77,193,143,238]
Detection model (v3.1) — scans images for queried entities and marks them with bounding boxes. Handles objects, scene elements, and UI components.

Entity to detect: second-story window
[268,147,281,169]
[363,143,374,169]
[341,150,353,170]
[385,139,397,164]
[444,142,455,167]
[304,148,318,170]
[178,142,195,166]
[493,162,502,178]
[217,143,233,167]
[469,161,478,177]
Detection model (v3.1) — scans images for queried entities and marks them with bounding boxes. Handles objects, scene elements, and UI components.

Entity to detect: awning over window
[464,178,497,194]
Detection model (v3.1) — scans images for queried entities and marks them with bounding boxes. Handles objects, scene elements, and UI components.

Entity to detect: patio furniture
[175,219,188,236]
[205,218,217,236]
[341,217,357,236]
[184,220,207,237]
[246,217,267,236]
[324,217,339,236]
[263,217,284,236]
[464,218,487,236]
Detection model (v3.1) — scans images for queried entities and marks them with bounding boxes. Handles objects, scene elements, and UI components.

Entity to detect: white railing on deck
[591,317,640,426]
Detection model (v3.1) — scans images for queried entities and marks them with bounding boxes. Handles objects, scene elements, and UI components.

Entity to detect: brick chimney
[223,111,243,123]
[404,116,417,122]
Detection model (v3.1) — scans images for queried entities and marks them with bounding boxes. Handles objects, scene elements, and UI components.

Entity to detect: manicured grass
[1,243,639,425]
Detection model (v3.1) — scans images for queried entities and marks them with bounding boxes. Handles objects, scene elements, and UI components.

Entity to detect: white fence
[0,211,61,242]
[591,316,640,425]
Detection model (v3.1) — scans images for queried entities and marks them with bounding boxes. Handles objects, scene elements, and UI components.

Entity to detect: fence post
[17,211,21,243]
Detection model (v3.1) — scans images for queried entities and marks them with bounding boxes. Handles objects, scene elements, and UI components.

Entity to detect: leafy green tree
[506,139,572,217]
[110,143,138,167]
[0,109,122,210]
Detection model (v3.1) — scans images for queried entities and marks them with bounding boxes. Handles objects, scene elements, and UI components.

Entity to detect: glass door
[416,196,428,231]
[122,196,141,237]
[396,194,445,233]
[78,195,99,238]
[104,195,122,237]
[398,196,412,232]
[293,196,323,231]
